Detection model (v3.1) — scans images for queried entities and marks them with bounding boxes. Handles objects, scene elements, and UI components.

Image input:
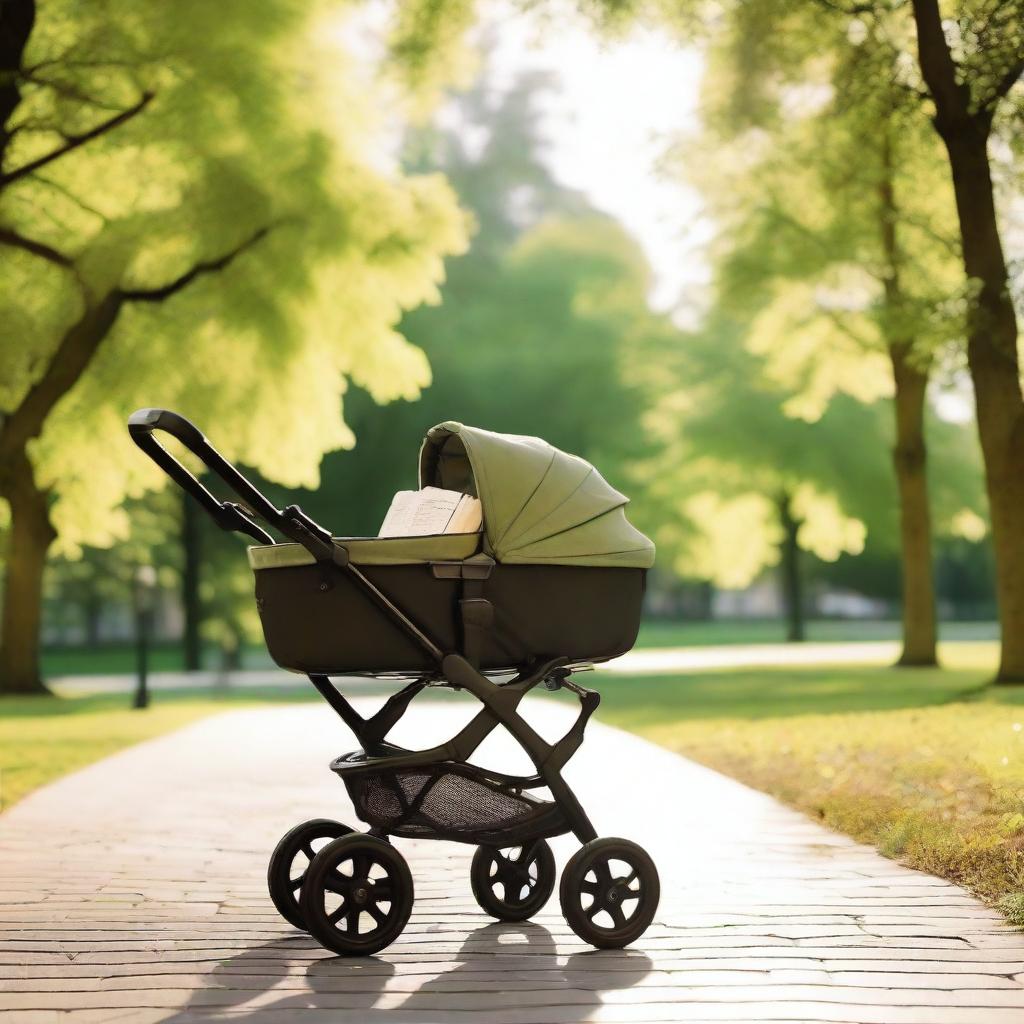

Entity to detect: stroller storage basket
[334,753,569,845]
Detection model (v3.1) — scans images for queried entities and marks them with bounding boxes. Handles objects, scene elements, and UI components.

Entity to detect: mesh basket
[342,762,566,845]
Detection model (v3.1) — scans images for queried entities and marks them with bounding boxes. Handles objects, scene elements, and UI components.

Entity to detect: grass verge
[593,640,1024,925]
[0,686,322,812]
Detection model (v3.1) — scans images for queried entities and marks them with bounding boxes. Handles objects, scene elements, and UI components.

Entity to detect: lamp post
[132,564,158,710]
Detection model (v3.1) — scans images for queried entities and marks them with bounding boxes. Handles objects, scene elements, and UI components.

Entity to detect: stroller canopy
[419,422,655,569]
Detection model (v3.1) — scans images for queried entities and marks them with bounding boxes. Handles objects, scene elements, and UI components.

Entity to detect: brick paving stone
[1,697,1023,1023]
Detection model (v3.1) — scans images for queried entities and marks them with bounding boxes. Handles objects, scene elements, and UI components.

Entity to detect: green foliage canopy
[0,0,468,555]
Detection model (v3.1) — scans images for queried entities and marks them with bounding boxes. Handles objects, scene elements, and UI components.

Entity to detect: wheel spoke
[324,870,349,895]
[620,889,641,902]
[327,904,346,924]
[345,909,361,935]
[367,902,387,925]
[289,871,307,890]
[585,899,604,921]
[352,853,370,879]
[579,878,599,896]
[609,902,627,930]
[373,880,392,901]
[300,842,316,860]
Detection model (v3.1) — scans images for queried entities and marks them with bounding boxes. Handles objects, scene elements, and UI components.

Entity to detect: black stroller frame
[129,408,660,956]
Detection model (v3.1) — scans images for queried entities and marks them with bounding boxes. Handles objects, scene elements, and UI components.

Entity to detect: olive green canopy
[419,422,655,569]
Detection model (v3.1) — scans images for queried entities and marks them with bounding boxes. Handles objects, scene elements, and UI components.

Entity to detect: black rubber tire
[267,818,353,930]
[470,840,556,921]
[300,834,414,956]
[559,837,659,949]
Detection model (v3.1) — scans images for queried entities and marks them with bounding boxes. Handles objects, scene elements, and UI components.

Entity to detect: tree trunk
[84,591,102,647]
[777,492,805,642]
[911,0,1024,681]
[0,450,56,694]
[940,130,1024,682]
[876,121,938,667]
[890,346,938,666]
[181,491,202,671]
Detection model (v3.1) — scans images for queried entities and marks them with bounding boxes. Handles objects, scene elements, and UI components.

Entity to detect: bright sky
[341,2,711,320]
[483,3,712,319]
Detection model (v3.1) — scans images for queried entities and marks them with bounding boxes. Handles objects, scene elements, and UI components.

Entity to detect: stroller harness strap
[460,580,493,669]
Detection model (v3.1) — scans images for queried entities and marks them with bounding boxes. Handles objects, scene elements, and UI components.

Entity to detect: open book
[378,486,482,538]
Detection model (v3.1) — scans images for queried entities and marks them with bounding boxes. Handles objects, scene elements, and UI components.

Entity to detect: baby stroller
[128,409,660,956]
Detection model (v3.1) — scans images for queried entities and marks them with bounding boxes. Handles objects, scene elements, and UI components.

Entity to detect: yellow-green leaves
[1,0,469,555]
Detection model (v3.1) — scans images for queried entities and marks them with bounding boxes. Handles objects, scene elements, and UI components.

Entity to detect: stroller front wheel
[559,837,659,949]
[267,818,353,930]
[300,834,414,956]
[470,840,556,921]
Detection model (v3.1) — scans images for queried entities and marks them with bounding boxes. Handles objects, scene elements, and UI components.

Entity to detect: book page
[378,487,465,537]
[377,491,418,537]
[446,494,482,534]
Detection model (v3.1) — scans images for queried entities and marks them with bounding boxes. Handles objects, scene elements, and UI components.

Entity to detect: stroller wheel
[470,840,556,921]
[267,818,353,930]
[559,837,659,949]
[300,834,414,956]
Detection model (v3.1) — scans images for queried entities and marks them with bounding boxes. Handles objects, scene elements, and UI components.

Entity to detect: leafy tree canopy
[644,315,984,587]
[0,0,469,555]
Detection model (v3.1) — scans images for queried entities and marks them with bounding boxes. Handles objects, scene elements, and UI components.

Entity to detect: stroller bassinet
[128,410,659,957]
[249,421,653,673]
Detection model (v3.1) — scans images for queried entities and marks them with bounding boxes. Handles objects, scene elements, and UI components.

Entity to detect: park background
[2,0,1024,927]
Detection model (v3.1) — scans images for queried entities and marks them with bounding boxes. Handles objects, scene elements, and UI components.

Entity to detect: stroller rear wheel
[300,833,414,956]
[559,837,659,949]
[267,818,353,930]
[470,839,556,921]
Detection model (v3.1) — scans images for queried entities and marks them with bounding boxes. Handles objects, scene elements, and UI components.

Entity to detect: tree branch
[33,173,109,222]
[0,224,273,470]
[0,291,123,469]
[990,57,1024,105]
[120,225,273,303]
[0,91,153,189]
[910,0,969,129]
[0,226,73,267]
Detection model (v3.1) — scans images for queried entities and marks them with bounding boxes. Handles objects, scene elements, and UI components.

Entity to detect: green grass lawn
[593,639,1024,924]
[41,619,999,677]
[634,618,999,648]
[0,685,323,812]
[40,642,276,676]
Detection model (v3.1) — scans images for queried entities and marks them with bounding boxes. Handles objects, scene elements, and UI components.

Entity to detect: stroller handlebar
[127,408,334,556]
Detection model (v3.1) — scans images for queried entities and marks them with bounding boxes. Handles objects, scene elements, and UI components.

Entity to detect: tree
[553,0,1022,670]
[0,0,467,693]
[646,319,888,641]
[702,0,1024,674]
[908,0,1024,681]
[646,318,984,642]
[685,25,970,663]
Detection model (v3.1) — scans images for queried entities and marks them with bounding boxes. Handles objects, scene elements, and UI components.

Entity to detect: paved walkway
[2,696,1023,1023]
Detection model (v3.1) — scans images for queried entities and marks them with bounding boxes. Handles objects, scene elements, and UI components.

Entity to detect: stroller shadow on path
[161,922,654,1023]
